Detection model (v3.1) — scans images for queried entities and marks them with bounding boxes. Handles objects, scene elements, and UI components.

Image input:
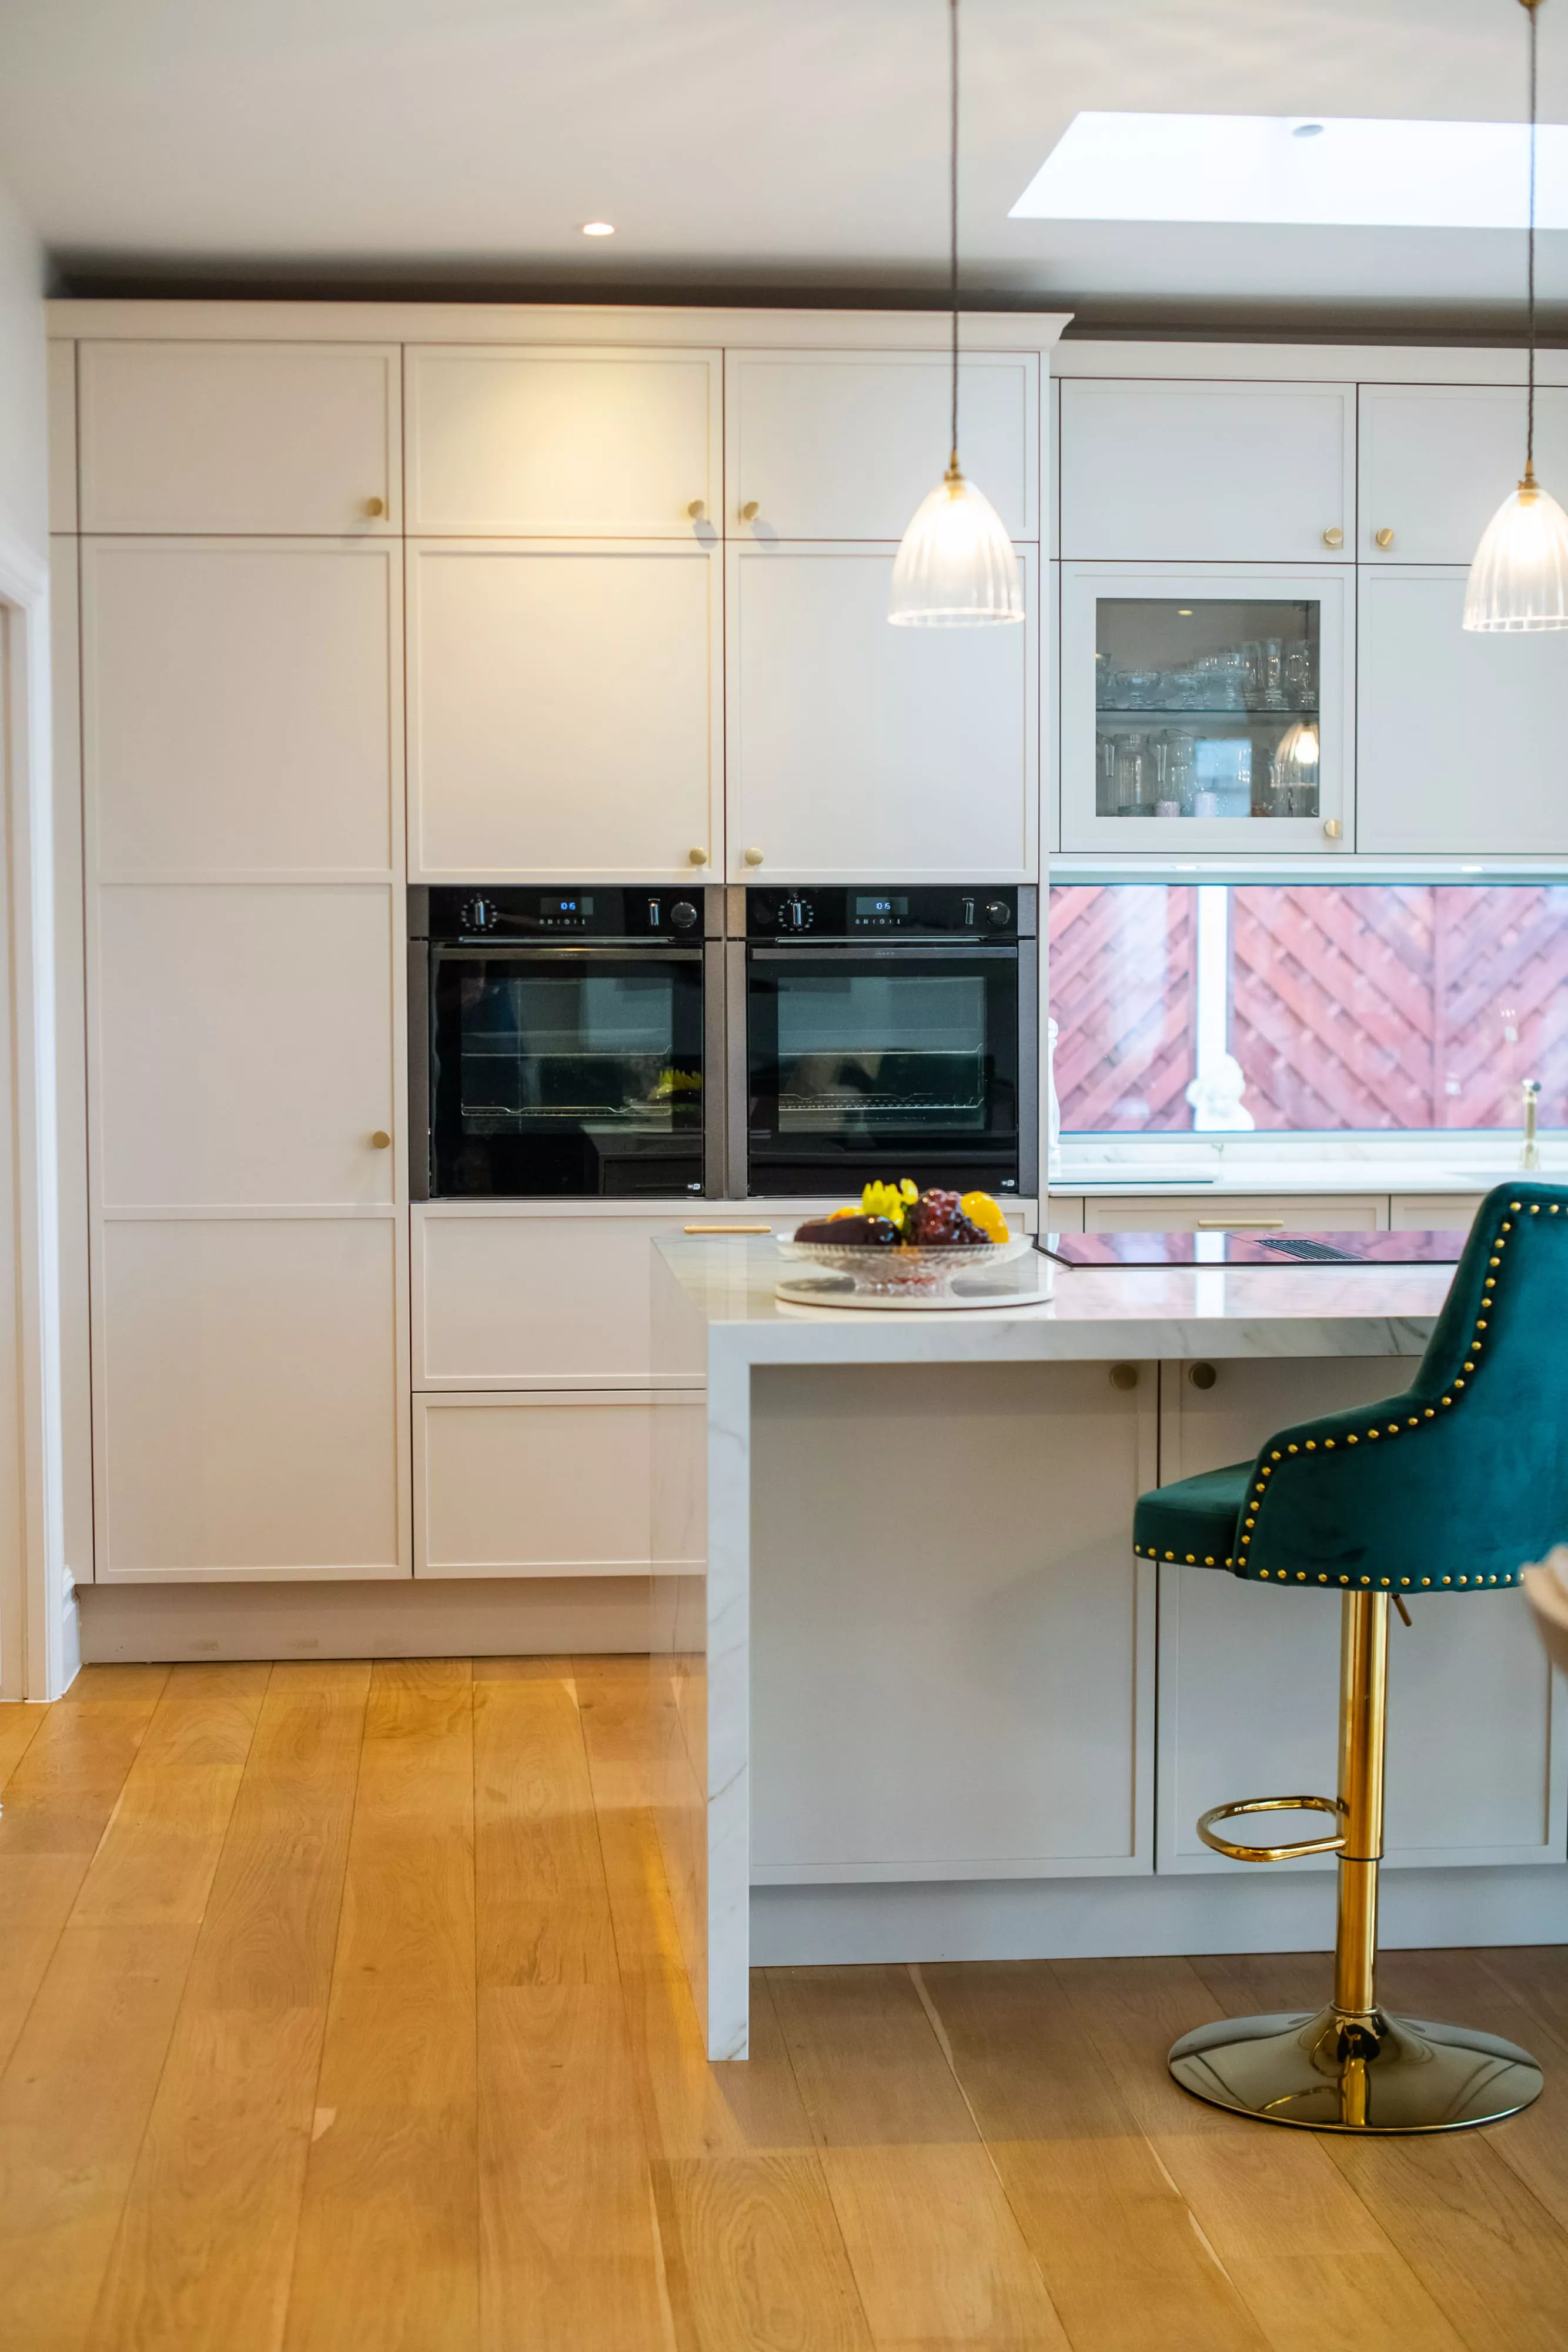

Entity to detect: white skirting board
[76,1576,653,1663]
[751,1863,1568,1966]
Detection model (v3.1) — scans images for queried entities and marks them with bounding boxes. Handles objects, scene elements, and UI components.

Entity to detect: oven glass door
[745,947,1021,1194]
[431,946,706,1196]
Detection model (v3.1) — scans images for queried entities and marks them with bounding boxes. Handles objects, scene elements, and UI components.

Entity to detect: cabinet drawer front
[407,540,720,880]
[1359,385,1568,566]
[727,542,1037,881]
[1084,1194,1382,1233]
[1060,380,1354,562]
[726,350,1037,540]
[414,1210,706,1387]
[83,539,400,881]
[1358,567,1568,856]
[406,346,721,534]
[79,341,400,534]
[96,1217,406,1580]
[415,1391,703,1578]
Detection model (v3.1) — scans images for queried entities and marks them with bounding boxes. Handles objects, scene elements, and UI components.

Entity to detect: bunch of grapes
[905,1189,988,1247]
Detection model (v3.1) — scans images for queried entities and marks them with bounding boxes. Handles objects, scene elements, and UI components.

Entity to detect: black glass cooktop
[1037,1228,1468,1269]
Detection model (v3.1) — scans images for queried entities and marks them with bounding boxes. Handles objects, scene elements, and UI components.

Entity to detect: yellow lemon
[960,1190,1009,1244]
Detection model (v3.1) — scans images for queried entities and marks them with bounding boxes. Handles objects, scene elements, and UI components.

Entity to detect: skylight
[1009,112,1568,230]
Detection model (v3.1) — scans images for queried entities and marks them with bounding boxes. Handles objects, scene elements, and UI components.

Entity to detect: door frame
[0,523,69,1699]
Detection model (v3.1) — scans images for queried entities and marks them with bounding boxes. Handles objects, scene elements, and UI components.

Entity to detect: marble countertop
[652,1237,1446,1368]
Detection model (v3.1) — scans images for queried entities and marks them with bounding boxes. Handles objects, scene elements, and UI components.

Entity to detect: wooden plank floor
[5,1663,1568,2350]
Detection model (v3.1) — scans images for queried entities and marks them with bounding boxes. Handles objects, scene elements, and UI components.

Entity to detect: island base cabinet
[95,1217,408,1581]
[749,1360,1156,1883]
[414,1391,704,1578]
[1158,1357,1566,1873]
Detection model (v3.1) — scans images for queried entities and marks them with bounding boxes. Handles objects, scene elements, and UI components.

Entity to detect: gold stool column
[1168,1588,1545,2132]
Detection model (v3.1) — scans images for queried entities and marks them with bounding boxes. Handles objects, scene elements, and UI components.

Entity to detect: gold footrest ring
[1197,1793,1346,1863]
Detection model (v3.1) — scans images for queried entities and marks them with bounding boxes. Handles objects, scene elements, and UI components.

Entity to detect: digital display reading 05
[854,896,909,920]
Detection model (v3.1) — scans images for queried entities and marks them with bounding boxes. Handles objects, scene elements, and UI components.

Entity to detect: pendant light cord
[949,0,959,472]
[1528,0,1540,476]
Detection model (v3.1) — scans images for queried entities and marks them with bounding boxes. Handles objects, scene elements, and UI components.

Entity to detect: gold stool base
[1169,2004,1543,2133]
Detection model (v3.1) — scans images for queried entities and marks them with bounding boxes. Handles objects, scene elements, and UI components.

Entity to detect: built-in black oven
[731,886,1037,1197]
[409,887,726,1198]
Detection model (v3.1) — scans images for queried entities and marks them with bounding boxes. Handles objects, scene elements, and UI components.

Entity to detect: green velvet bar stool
[1132,1179,1564,2134]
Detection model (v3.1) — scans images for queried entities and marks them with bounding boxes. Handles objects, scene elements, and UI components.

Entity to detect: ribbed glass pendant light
[1465,0,1568,630]
[889,0,1024,626]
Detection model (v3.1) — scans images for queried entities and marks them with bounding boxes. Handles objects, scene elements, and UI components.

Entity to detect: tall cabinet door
[726,540,1038,882]
[82,533,409,1582]
[407,539,721,880]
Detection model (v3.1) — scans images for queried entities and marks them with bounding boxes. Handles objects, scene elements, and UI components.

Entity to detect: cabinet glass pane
[1095,597,1320,822]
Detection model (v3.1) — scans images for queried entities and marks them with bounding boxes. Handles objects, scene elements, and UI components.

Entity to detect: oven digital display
[853,895,909,923]
[541,896,591,916]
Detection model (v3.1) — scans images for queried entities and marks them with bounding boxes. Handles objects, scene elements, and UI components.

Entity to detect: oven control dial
[783,897,814,931]
[982,899,1011,930]
[462,896,499,933]
[669,900,698,932]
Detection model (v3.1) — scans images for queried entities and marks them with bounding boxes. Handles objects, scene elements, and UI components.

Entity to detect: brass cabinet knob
[1323,817,1343,840]
[1188,1362,1218,1390]
[363,496,386,517]
[688,846,708,866]
[1322,526,1344,547]
[740,499,761,522]
[743,846,765,867]
[687,499,707,520]
[370,1130,392,1149]
[1375,526,1395,549]
[1109,1363,1138,1391]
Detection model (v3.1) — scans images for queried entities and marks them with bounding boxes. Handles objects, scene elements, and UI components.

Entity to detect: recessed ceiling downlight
[1009,111,1568,227]
[581,220,616,237]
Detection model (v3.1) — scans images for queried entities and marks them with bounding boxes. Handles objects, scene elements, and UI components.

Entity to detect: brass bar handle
[1197,1793,1346,1863]
[1196,1218,1285,1230]
[684,1222,772,1234]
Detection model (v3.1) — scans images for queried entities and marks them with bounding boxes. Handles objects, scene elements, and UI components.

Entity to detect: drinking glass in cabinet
[1094,597,1320,823]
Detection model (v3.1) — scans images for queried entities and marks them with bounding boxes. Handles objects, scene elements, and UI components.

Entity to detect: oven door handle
[433,943,704,963]
[745,945,1020,964]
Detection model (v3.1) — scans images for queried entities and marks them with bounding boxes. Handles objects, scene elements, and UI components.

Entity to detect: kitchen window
[1049,882,1568,1135]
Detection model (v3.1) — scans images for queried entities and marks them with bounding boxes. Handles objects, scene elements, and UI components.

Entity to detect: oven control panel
[744,886,1032,941]
[416,887,720,941]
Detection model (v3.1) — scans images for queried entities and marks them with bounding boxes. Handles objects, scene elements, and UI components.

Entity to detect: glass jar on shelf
[1115,731,1151,815]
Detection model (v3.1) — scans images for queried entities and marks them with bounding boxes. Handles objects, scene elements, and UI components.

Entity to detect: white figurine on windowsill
[1185,1051,1255,1133]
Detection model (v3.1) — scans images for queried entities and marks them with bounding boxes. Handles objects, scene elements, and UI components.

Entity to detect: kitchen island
[650,1234,1568,2058]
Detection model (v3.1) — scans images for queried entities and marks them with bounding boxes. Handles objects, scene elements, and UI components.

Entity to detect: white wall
[0,185,46,561]
[0,180,62,1698]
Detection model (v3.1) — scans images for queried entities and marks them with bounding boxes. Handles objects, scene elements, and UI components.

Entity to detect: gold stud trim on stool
[1229,1208,1529,1591]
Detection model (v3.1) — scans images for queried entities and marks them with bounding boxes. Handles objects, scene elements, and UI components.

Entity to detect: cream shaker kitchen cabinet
[82,528,409,1581]
[726,350,1038,540]
[407,538,720,881]
[415,1390,703,1578]
[726,540,1037,882]
[1060,379,1355,563]
[1156,1356,1566,1875]
[413,1204,717,1390]
[78,340,400,534]
[1358,383,1568,564]
[1358,567,1568,855]
[96,1218,407,1581]
[1059,561,1350,856]
[405,345,721,535]
[82,538,401,878]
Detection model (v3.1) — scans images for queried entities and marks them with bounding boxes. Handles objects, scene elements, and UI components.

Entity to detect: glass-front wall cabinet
[1061,564,1350,853]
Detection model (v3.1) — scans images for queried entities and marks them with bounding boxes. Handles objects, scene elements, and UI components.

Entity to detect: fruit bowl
[779,1234,1034,1297]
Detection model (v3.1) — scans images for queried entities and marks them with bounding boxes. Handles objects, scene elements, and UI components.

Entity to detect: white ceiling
[1,0,1563,328]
